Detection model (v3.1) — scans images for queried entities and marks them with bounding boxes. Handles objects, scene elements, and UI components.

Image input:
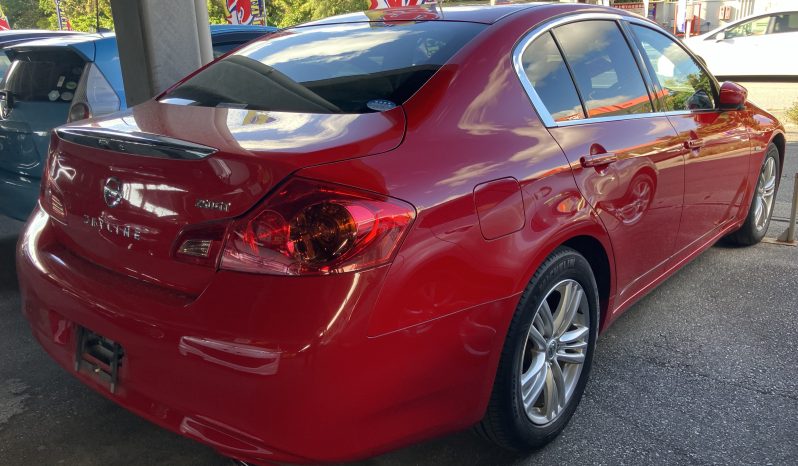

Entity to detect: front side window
[521,32,585,122]
[724,16,770,38]
[162,21,485,114]
[631,25,715,112]
[552,20,653,118]
[771,13,798,34]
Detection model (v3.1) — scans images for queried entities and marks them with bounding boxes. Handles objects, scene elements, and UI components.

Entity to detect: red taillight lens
[220,178,415,275]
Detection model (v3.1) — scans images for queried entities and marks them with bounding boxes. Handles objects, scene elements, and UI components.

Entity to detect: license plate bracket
[74,326,125,393]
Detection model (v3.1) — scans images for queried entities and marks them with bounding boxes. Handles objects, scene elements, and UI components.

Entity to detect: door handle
[580,152,618,168]
[684,138,704,150]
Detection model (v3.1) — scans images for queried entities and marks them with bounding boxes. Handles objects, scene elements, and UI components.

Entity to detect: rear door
[628,23,751,253]
[520,19,685,305]
[0,48,86,179]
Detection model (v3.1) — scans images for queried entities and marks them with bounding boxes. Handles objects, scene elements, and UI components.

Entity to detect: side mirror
[715,31,726,41]
[718,81,747,110]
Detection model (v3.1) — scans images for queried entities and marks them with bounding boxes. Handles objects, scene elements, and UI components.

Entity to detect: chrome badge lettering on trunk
[83,215,142,241]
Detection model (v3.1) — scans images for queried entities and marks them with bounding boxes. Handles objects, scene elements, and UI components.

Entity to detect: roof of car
[303,3,554,26]
[0,29,80,37]
[0,30,83,48]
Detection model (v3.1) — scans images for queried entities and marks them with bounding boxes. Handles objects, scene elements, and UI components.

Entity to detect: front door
[628,24,751,253]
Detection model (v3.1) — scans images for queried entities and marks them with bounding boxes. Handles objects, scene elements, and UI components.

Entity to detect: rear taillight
[41,132,67,222]
[67,63,120,123]
[219,178,415,275]
[67,103,90,123]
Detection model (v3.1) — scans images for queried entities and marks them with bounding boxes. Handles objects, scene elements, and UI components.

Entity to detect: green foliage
[270,0,368,28]
[787,100,798,126]
[207,0,228,25]
[2,0,370,31]
[37,0,113,32]
[2,0,49,29]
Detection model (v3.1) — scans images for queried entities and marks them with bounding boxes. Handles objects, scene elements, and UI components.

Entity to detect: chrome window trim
[512,12,704,128]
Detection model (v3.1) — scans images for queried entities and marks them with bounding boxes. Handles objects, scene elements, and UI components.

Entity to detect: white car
[684,10,798,78]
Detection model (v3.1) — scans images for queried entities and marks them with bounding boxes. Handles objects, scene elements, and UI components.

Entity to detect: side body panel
[549,118,684,308]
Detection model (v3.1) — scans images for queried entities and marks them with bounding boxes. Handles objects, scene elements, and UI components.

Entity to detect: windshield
[160,21,485,113]
[3,50,85,102]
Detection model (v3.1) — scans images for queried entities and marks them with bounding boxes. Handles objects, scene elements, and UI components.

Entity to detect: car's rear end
[0,35,121,220]
[17,15,492,463]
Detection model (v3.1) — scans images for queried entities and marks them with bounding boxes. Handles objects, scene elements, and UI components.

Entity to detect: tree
[2,0,50,29]
[37,0,114,32]
[270,0,368,28]
[207,0,228,24]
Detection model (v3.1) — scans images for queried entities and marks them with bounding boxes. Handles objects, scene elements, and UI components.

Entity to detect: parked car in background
[0,24,274,221]
[684,9,798,78]
[16,3,785,464]
[0,30,83,80]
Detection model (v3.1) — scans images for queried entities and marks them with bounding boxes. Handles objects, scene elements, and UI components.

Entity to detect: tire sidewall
[747,143,781,242]
[504,249,599,447]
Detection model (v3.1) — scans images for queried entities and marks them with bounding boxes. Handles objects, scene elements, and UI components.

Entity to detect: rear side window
[630,25,715,111]
[161,21,485,113]
[3,50,85,102]
[520,32,585,122]
[552,21,653,118]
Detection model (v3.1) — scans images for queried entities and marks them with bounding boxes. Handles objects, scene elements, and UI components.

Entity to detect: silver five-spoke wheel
[754,156,777,232]
[520,279,589,425]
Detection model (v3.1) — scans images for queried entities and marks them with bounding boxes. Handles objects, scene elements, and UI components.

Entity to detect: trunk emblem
[195,199,231,213]
[103,177,124,208]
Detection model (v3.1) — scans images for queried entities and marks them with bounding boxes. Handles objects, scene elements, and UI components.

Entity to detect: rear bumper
[17,208,512,463]
[0,168,38,221]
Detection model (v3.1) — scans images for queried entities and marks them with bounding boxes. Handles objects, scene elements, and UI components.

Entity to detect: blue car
[0,25,274,221]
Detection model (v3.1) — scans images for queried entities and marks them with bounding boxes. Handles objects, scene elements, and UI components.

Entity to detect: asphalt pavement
[1,139,797,465]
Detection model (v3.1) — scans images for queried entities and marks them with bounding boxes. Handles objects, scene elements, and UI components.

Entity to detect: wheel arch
[518,219,617,335]
[561,235,613,333]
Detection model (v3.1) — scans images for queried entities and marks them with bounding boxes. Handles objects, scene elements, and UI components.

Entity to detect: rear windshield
[3,50,85,102]
[160,21,485,113]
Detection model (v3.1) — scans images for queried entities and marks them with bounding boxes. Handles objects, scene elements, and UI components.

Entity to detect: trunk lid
[46,100,405,295]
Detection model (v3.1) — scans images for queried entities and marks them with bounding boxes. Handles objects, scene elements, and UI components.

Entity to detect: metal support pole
[778,173,798,244]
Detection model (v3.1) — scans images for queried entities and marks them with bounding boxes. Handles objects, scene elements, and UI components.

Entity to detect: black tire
[476,247,599,451]
[727,143,781,246]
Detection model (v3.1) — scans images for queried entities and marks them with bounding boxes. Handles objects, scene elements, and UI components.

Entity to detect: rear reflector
[178,239,213,258]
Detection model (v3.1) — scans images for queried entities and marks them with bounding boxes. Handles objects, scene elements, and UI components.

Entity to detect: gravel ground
[1,140,796,466]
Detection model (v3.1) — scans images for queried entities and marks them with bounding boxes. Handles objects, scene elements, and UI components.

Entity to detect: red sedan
[17,3,785,464]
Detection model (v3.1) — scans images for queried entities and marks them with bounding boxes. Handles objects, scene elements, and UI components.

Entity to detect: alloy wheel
[754,155,777,231]
[519,279,589,425]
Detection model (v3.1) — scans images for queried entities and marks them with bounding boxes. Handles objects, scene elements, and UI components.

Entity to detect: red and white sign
[369,0,432,9]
